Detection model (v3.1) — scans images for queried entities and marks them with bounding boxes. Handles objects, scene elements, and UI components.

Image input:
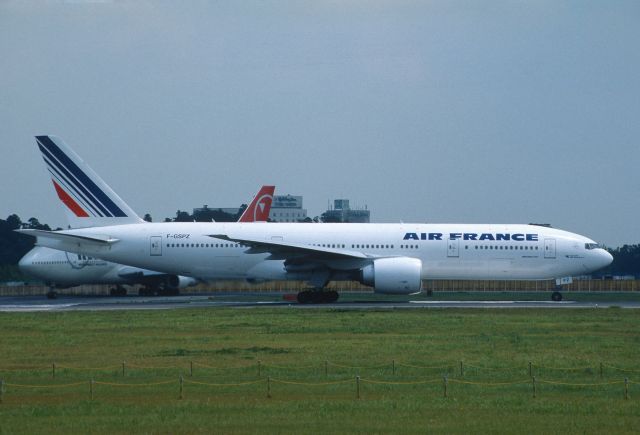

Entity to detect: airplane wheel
[297,290,339,304]
[325,291,339,303]
[110,287,127,296]
[139,287,154,296]
[297,291,312,304]
[551,291,563,302]
[311,292,326,304]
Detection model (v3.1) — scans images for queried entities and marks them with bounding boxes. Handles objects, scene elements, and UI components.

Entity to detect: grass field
[1,307,639,434]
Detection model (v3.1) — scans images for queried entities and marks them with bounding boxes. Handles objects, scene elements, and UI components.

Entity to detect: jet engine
[166,275,198,289]
[360,257,423,294]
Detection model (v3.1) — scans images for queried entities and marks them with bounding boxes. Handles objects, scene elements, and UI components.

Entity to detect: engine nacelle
[360,257,423,294]
[166,275,198,289]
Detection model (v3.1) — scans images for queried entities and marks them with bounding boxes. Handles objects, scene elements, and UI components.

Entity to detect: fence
[1,279,638,296]
[1,359,637,402]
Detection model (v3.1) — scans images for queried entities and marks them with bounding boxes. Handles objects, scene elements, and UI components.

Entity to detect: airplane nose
[601,250,614,267]
[18,252,34,273]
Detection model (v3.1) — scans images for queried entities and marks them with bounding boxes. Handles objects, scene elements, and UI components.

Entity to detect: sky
[1,1,638,248]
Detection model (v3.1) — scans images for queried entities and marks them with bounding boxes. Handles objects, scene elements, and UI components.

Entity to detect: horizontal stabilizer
[16,229,119,253]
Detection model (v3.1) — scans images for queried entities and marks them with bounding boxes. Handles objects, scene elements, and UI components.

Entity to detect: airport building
[321,199,370,223]
[269,195,308,222]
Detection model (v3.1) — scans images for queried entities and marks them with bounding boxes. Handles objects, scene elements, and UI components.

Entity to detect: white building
[269,195,308,222]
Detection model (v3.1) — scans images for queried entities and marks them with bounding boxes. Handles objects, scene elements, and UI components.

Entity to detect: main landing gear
[551,291,563,302]
[109,286,127,296]
[296,290,339,304]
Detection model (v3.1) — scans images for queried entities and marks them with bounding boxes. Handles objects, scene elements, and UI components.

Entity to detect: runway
[1,293,639,312]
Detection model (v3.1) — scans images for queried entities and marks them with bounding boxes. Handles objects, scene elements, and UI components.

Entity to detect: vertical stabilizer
[35,135,144,228]
[238,185,275,222]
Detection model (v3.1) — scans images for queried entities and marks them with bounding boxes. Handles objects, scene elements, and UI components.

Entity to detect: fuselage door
[150,236,162,256]
[447,238,459,258]
[544,239,556,259]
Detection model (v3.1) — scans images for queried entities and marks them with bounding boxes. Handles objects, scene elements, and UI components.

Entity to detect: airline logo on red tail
[35,136,128,218]
[238,185,275,222]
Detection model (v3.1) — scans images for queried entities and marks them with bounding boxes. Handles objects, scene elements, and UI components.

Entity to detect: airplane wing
[209,234,370,260]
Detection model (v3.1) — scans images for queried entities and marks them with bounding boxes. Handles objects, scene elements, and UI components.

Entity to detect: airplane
[18,184,275,298]
[18,136,613,303]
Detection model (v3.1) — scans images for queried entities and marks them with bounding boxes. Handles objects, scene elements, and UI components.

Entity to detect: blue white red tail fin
[35,135,143,228]
[238,185,275,222]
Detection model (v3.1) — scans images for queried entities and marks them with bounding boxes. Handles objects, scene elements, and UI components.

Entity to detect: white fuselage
[19,247,127,286]
[33,222,613,283]
[18,246,197,289]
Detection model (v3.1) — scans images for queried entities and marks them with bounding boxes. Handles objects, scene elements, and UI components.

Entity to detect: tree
[143,213,153,222]
[5,214,22,230]
[235,204,248,221]
[599,245,640,277]
[27,217,51,230]
[174,210,193,222]
[0,214,35,266]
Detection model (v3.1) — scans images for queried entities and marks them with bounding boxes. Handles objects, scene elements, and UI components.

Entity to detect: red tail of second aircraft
[238,185,275,222]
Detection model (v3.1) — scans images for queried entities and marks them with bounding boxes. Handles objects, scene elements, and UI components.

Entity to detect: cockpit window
[585,243,600,250]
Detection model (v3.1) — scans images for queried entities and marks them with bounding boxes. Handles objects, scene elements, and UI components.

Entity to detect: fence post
[0,379,4,403]
[528,361,532,377]
[180,375,184,400]
[258,360,262,378]
[392,359,396,375]
[90,378,94,400]
[459,361,464,378]
[325,360,328,377]
[625,377,629,400]
[122,361,126,377]
[532,376,536,398]
[190,361,193,377]
[52,362,56,379]
[600,362,603,379]
[267,376,271,398]
[443,375,448,398]
[356,376,361,399]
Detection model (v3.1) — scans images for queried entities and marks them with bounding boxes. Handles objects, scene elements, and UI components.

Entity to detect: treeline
[599,244,640,277]
[0,215,54,281]
[160,206,248,223]
[1,213,638,280]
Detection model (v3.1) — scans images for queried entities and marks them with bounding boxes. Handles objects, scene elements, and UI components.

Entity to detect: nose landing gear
[551,291,563,302]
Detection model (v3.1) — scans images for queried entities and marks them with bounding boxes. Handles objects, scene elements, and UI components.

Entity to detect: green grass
[0,308,639,434]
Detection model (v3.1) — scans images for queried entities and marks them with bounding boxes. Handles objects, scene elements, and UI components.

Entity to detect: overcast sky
[1,1,638,247]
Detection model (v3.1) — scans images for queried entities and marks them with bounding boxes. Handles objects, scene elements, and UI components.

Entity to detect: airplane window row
[166,243,241,248]
[467,245,539,250]
[311,244,416,250]
[33,261,66,265]
[312,243,347,249]
[352,244,398,249]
